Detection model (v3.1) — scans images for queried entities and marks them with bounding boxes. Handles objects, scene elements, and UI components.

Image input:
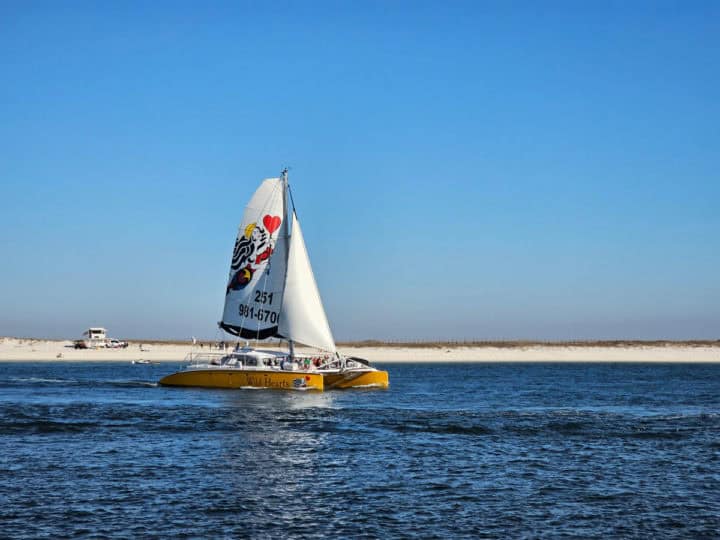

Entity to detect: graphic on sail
[221,178,287,339]
[278,212,337,352]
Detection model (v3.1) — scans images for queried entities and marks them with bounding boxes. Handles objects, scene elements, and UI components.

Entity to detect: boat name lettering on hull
[246,374,290,388]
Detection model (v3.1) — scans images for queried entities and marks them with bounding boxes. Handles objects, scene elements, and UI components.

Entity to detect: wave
[2,377,159,389]
[350,406,720,441]
[8,377,76,384]
[0,416,243,434]
[582,491,635,502]
[0,419,101,433]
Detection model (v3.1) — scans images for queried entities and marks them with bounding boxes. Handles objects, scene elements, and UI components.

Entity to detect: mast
[281,168,295,359]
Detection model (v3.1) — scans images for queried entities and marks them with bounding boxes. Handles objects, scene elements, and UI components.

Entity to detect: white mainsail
[278,212,337,353]
[221,178,287,339]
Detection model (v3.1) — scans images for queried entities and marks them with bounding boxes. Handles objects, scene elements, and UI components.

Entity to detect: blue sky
[1,1,718,340]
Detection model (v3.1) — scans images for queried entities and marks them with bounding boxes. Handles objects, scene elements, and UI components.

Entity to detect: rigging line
[254,260,273,345]
[213,326,224,352]
[252,176,287,344]
[287,184,298,219]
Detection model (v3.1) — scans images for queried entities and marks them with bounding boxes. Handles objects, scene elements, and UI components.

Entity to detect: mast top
[281,168,295,212]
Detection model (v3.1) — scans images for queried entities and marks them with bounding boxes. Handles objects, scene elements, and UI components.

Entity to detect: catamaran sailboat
[159,170,389,391]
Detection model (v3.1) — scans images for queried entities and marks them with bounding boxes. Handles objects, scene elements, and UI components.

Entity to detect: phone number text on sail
[238,304,279,324]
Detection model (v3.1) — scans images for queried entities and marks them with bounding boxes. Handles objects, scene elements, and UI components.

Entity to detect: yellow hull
[159,369,324,391]
[323,370,389,389]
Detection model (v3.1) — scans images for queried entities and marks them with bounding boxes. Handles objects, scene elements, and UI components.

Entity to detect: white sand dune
[0,338,190,362]
[341,344,720,362]
[0,337,718,363]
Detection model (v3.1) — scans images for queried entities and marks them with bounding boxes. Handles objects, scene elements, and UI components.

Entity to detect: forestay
[278,213,337,352]
[221,178,287,339]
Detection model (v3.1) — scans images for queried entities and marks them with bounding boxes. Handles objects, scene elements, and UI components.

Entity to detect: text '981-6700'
[239,304,278,324]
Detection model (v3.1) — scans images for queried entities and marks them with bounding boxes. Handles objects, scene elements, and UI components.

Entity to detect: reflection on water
[219,390,333,480]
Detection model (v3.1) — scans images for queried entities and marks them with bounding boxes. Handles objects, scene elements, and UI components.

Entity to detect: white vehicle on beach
[106,339,128,349]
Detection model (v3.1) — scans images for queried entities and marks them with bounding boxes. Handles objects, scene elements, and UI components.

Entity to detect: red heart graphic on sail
[263,215,281,234]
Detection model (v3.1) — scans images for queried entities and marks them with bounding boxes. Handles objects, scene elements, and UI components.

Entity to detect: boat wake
[9,377,73,384]
[336,383,385,389]
[107,380,158,388]
[3,377,158,389]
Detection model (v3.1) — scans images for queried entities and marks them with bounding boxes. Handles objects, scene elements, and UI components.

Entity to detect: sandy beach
[1,337,718,363]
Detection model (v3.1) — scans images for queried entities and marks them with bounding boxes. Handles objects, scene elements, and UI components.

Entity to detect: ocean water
[1,362,719,539]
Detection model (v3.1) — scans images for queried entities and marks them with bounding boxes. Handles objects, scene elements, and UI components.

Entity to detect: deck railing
[182,351,341,371]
